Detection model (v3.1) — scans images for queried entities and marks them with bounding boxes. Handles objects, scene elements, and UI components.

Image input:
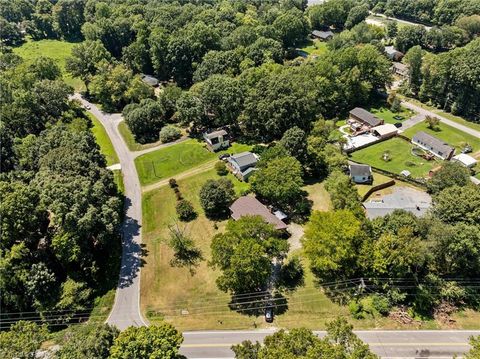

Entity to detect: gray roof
[204,129,227,140]
[349,107,383,127]
[412,131,454,157]
[312,30,334,39]
[230,152,258,169]
[385,46,402,56]
[349,164,372,177]
[393,62,407,72]
[141,74,159,87]
[230,196,287,230]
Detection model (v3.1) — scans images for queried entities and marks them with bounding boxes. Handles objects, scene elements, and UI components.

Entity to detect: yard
[135,139,252,186]
[350,137,439,178]
[298,39,329,57]
[368,103,414,125]
[403,121,480,153]
[13,39,84,91]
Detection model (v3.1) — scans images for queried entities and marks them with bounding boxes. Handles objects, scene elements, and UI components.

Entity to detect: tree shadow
[228,291,290,317]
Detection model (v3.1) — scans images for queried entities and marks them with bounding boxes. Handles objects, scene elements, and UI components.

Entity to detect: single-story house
[452,153,477,168]
[230,196,288,231]
[141,74,159,87]
[203,129,229,151]
[412,131,455,160]
[349,163,373,184]
[311,30,334,41]
[384,46,404,61]
[392,62,408,77]
[371,123,398,139]
[227,151,259,181]
[349,107,384,128]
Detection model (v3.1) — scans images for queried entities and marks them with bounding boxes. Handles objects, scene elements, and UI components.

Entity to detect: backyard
[298,39,329,57]
[135,139,252,186]
[13,39,84,91]
[350,137,439,178]
[368,103,414,125]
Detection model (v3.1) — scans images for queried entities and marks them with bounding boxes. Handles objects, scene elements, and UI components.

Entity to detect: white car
[84,105,91,110]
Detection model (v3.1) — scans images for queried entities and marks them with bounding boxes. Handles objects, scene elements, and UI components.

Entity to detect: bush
[349,295,391,319]
[169,178,178,188]
[159,125,181,143]
[215,161,228,176]
[176,200,197,221]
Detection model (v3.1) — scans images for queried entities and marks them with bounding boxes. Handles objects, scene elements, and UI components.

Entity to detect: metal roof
[312,30,334,39]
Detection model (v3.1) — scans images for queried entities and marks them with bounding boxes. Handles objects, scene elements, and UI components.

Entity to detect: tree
[278,126,308,164]
[424,115,440,130]
[0,321,48,359]
[456,15,480,38]
[55,324,119,359]
[272,9,309,48]
[386,21,398,38]
[159,125,181,143]
[395,25,426,53]
[432,185,480,225]
[53,0,85,40]
[465,335,480,359]
[123,99,164,143]
[109,323,183,359]
[324,170,363,217]
[427,161,470,194]
[149,27,170,79]
[167,224,202,272]
[0,17,23,45]
[176,92,205,126]
[404,45,423,94]
[251,156,304,211]
[176,199,197,222]
[210,216,288,294]
[302,210,364,282]
[199,178,236,218]
[215,161,228,176]
[345,4,369,29]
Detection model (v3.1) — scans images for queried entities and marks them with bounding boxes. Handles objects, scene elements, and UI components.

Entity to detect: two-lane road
[181,330,479,358]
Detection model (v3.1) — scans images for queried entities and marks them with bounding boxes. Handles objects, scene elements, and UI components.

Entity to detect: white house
[203,129,229,151]
[227,152,259,181]
[412,131,455,160]
[349,164,373,184]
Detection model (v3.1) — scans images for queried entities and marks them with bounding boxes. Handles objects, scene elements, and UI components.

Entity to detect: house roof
[349,164,372,177]
[229,152,258,168]
[230,196,288,230]
[412,131,454,157]
[349,107,383,127]
[204,129,227,140]
[392,62,407,72]
[312,30,334,39]
[141,74,159,87]
[372,123,398,137]
[452,154,477,167]
[385,46,402,56]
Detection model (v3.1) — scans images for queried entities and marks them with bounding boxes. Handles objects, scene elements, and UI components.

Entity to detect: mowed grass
[135,139,252,186]
[369,105,414,124]
[403,121,480,153]
[88,113,119,166]
[298,39,329,57]
[13,39,84,91]
[350,137,439,178]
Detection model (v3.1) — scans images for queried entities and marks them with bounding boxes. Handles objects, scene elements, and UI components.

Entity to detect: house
[311,30,334,41]
[203,129,230,151]
[392,62,408,77]
[349,164,373,184]
[452,153,477,168]
[412,131,455,160]
[384,46,404,61]
[349,107,384,128]
[227,152,259,181]
[141,74,159,87]
[371,123,398,139]
[230,196,288,230]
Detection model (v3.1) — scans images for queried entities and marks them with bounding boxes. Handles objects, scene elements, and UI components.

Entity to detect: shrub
[176,200,197,221]
[215,161,228,176]
[169,178,178,188]
[159,125,181,143]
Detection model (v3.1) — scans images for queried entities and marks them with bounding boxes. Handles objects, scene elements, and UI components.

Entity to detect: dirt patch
[388,306,421,327]
[434,302,457,328]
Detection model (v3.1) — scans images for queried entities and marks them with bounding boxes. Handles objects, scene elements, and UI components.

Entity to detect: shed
[141,74,159,87]
[372,123,398,139]
[412,131,455,160]
[452,154,477,168]
[349,107,383,128]
[384,46,404,61]
[230,196,288,230]
[311,30,334,41]
[203,129,229,151]
[392,62,408,77]
[349,163,373,184]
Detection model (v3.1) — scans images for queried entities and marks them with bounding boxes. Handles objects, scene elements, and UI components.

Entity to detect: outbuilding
[384,46,404,61]
[452,154,477,168]
[311,30,334,41]
[371,123,398,139]
[203,129,230,151]
[349,163,373,184]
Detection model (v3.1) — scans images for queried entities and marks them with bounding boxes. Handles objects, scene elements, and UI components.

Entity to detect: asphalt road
[181,330,479,359]
[73,94,148,330]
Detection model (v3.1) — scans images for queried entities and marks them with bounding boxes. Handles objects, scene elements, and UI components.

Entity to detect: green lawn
[298,39,328,57]
[135,139,252,186]
[13,39,84,91]
[366,102,414,124]
[350,137,439,178]
[88,113,119,166]
[403,121,480,153]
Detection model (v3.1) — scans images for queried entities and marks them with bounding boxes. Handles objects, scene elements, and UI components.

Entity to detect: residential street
[181,330,479,358]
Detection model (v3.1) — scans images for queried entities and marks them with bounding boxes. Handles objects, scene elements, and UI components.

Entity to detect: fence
[361,180,396,201]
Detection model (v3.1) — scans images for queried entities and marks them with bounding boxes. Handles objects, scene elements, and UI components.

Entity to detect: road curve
[181,330,479,358]
[73,94,147,330]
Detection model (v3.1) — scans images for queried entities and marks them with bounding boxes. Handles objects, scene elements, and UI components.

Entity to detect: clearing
[298,39,329,57]
[135,139,252,186]
[350,137,439,178]
[13,39,84,91]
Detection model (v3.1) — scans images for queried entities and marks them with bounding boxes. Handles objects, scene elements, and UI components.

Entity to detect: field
[88,113,119,166]
[13,39,84,91]
[350,137,439,178]
[403,121,480,153]
[135,140,252,186]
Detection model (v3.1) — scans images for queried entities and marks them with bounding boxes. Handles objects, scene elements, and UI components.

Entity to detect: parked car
[394,122,402,128]
[264,307,274,323]
[218,153,230,160]
[84,105,91,110]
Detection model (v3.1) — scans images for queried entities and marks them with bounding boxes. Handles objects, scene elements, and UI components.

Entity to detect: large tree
[199,178,236,219]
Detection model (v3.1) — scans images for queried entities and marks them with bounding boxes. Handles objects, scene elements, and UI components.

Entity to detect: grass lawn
[298,39,328,57]
[350,137,439,178]
[403,121,480,153]
[367,103,414,125]
[135,139,252,186]
[88,113,119,166]
[355,172,393,198]
[304,181,331,212]
[13,39,84,91]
